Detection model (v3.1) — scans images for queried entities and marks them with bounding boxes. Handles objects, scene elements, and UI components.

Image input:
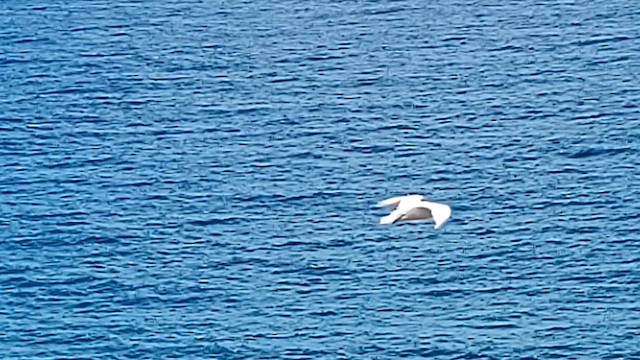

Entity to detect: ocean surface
[2,0,640,358]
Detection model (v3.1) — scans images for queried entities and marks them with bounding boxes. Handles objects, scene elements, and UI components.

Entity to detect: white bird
[376,194,451,229]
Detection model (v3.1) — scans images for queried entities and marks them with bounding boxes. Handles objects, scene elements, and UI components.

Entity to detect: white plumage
[376,194,451,229]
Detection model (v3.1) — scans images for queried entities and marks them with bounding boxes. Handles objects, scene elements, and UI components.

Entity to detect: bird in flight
[376,194,451,230]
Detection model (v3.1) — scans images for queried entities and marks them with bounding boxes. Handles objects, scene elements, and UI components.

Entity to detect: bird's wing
[419,201,452,229]
[376,194,423,209]
[380,209,406,225]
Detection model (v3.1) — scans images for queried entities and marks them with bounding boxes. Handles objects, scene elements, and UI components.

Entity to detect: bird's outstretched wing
[379,209,405,225]
[419,201,452,229]
[376,194,423,209]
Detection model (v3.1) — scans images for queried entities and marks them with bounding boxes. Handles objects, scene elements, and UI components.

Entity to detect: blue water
[2,0,640,358]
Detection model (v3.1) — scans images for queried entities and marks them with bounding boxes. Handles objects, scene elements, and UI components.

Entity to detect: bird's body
[377,194,451,229]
